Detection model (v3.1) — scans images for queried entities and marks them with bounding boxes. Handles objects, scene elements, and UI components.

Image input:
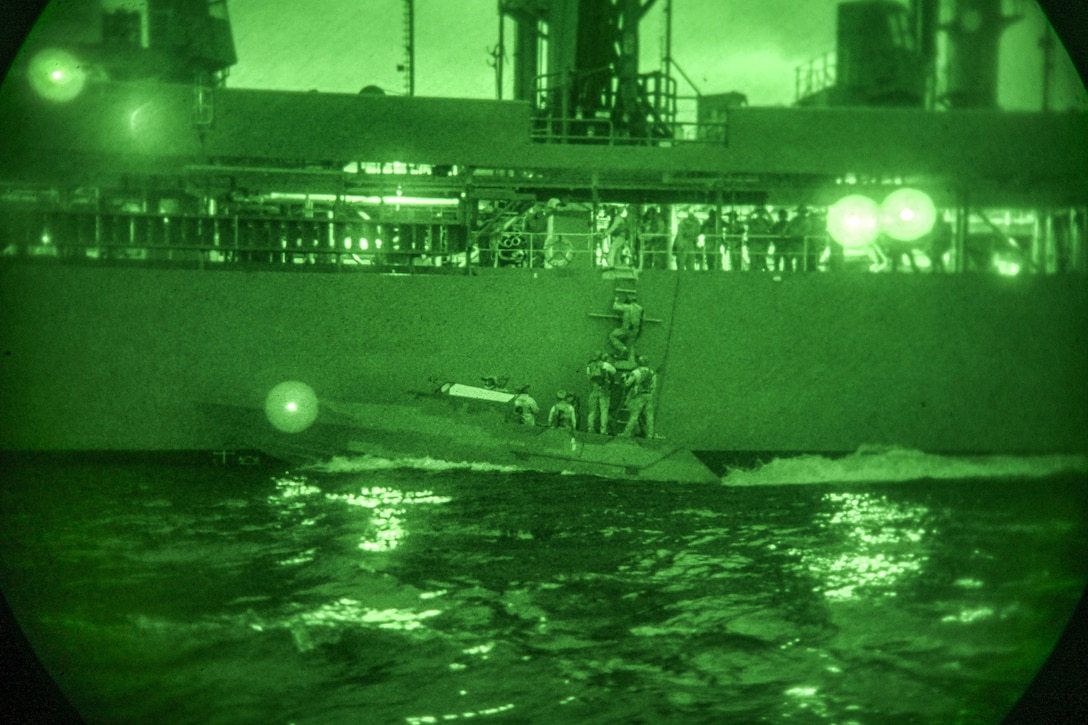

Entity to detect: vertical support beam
[1043,209,1055,274]
[496,5,505,100]
[462,169,475,274]
[663,0,672,74]
[591,172,600,268]
[617,0,642,137]
[513,11,539,104]
[404,0,415,96]
[1072,207,1086,274]
[714,186,724,270]
[913,0,940,109]
[1033,208,1046,272]
[1040,20,1054,112]
[953,191,968,273]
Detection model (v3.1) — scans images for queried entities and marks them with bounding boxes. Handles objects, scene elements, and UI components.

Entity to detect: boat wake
[721,445,1088,486]
[303,454,525,475]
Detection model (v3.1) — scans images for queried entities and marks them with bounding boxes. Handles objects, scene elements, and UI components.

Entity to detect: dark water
[1,451,1087,725]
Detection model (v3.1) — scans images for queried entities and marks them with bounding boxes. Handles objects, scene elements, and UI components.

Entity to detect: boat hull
[203,395,721,484]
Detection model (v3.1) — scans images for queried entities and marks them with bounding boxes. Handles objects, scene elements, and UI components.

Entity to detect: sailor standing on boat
[621,356,657,439]
[585,352,618,435]
[609,292,644,362]
[548,391,577,433]
[512,386,539,426]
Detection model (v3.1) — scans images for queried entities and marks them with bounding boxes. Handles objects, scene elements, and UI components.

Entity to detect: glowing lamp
[265,381,319,433]
[28,48,87,102]
[827,195,880,248]
[879,188,937,241]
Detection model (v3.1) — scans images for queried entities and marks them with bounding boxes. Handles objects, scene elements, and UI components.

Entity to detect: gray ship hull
[2,263,1086,458]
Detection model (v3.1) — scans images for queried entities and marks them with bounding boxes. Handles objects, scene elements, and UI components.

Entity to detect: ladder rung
[587,313,663,322]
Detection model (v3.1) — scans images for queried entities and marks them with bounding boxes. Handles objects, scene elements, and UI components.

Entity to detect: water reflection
[801,491,931,600]
[1,461,1084,724]
[324,486,452,552]
[268,475,452,555]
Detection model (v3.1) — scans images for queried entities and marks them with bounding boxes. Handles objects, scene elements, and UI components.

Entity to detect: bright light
[265,381,319,433]
[827,195,880,248]
[28,48,87,102]
[880,188,936,241]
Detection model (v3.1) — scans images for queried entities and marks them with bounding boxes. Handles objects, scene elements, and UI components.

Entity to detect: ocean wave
[303,454,524,475]
[721,445,1088,486]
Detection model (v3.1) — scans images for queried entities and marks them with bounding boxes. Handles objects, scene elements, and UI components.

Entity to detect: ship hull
[1,262,1086,457]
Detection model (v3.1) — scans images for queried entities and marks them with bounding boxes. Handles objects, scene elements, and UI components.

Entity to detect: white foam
[721,445,1088,486]
[303,454,523,475]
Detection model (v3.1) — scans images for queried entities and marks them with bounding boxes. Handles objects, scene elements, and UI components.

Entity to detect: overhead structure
[837,1,926,107]
[942,0,1021,109]
[16,0,236,88]
[499,0,674,141]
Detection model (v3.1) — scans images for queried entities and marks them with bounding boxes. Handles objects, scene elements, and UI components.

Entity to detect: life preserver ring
[544,235,574,267]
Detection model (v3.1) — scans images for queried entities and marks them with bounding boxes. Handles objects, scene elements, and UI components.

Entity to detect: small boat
[203,380,720,484]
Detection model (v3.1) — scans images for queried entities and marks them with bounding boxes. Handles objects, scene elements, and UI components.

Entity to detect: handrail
[530,115,727,145]
[2,207,1062,276]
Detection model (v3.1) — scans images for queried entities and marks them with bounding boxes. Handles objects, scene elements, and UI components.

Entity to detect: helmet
[556,390,567,399]
[637,355,649,366]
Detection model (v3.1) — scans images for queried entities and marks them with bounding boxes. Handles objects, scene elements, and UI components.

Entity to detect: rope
[654,274,683,417]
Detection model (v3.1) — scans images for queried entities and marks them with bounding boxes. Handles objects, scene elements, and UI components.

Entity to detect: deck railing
[3,207,1082,275]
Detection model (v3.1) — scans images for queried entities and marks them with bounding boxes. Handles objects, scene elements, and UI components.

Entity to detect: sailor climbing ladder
[586,268,663,436]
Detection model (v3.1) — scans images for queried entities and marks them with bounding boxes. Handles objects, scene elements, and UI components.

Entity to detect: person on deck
[771,208,791,272]
[548,391,577,433]
[673,210,700,271]
[585,352,618,435]
[605,207,633,269]
[787,206,813,272]
[512,386,539,426]
[620,356,657,439]
[929,213,953,273]
[699,212,721,271]
[746,207,773,272]
[639,205,667,269]
[804,209,828,272]
[723,210,745,271]
[609,292,644,362]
